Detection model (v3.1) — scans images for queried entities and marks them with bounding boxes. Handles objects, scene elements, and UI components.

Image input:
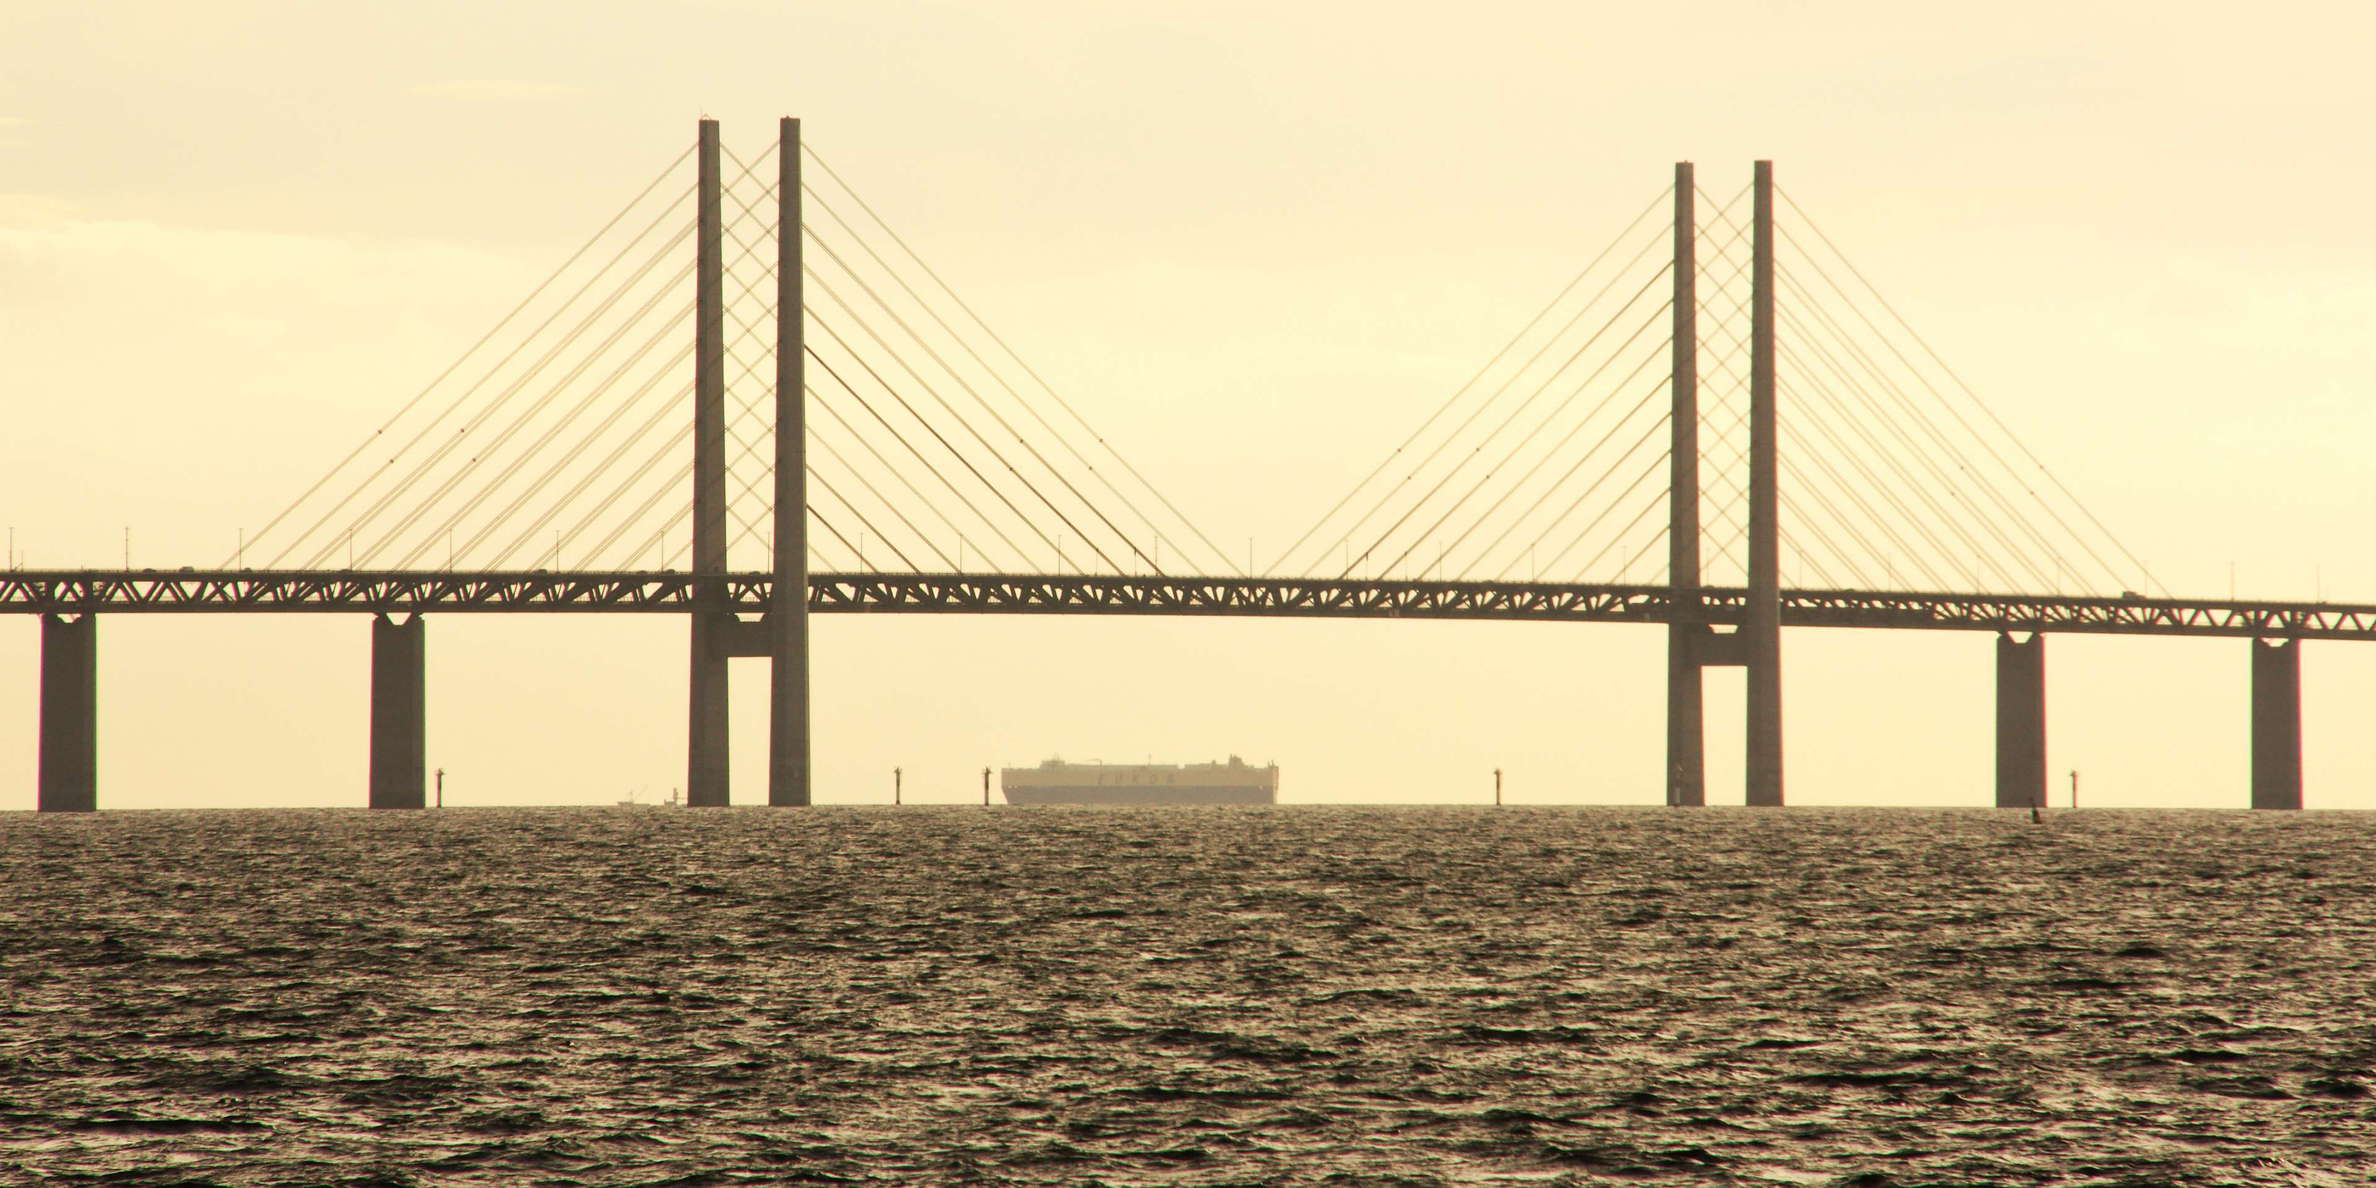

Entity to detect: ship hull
[1002,785,1274,806]
[1001,758,1279,806]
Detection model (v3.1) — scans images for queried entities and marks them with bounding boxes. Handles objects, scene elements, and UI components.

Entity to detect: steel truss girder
[4,571,2374,640]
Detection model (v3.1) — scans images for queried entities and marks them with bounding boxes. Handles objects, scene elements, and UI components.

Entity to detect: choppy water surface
[3,806,2373,1186]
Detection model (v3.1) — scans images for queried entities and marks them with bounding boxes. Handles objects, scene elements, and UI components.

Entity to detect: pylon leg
[1664,162,1703,808]
[1666,626,1704,805]
[1743,159,1783,807]
[687,613,730,806]
[767,115,811,807]
[685,115,732,808]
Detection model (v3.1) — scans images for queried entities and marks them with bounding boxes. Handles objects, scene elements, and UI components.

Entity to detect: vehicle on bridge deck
[1001,756,1279,805]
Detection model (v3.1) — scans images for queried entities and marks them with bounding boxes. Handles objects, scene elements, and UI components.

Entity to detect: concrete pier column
[768,115,812,807]
[1993,632,2046,808]
[1665,161,1704,807]
[37,613,97,813]
[2251,638,2303,810]
[368,614,426,810]
[1744,159,1784,806]
[687,116,731,807]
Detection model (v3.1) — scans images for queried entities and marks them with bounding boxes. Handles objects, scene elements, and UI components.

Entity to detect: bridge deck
[2,571,2371,640]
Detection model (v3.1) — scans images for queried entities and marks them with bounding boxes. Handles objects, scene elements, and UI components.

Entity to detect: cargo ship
[1001,756,1279,805]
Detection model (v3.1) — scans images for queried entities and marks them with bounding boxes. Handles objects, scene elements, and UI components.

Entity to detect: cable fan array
[1752,183,2158,596]
[1284,173,2155,597]
[236,135,1226,577]
[236,134,2148,599]
[1273,188,1682,585]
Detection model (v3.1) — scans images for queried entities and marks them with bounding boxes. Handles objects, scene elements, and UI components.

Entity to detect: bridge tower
[687,116,812,807]
[1668,161,1785,806]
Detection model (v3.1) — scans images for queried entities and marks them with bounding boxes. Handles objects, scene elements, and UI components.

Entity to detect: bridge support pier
[38,613,97,813]
[369,614,426,809]
[2251,638,2302,810]
[1994,632,2045,808]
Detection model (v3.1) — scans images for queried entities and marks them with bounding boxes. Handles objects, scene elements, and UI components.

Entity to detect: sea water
[1,805,2369,1185]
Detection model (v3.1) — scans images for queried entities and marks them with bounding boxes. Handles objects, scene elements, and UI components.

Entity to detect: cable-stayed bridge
[4,120,2343,812]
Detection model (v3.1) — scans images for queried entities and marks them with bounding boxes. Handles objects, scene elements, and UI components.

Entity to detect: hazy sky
[6,1,2376,810]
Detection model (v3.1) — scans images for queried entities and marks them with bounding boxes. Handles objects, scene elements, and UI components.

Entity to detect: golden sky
[5,1,2375,809]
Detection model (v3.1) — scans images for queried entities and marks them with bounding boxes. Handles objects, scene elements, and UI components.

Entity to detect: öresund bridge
[6,120,2355,812]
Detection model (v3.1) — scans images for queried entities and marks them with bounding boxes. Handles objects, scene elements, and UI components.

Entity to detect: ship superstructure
[1000,756,1279,805]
